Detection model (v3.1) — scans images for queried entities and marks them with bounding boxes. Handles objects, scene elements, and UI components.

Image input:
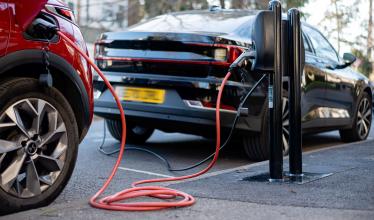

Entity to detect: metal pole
[288,9,303,176]
[268,0,283,181]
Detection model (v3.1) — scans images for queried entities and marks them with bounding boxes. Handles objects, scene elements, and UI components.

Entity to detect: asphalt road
[3,116,374,218]
[52,117,373,204]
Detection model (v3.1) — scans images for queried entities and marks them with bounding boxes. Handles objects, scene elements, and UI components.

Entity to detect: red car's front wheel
[0,78,79,214]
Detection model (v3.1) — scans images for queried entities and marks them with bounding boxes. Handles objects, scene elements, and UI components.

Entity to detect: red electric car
[0,0,93,214]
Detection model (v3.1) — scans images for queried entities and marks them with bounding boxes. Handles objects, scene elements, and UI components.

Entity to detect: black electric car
[93,9,372,161]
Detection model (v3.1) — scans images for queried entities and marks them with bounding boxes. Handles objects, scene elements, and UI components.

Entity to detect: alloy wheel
[356,97,372,139]
[0,98,67,198]
[132,126,149,135]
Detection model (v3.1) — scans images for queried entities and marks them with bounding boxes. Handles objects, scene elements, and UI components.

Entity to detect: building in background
[63,0,143,42]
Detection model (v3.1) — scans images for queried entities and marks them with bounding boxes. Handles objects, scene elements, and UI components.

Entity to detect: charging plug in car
[27,18,59,87]
[229,50,256,117]
[229,50,256,72]
[27,18,59,39]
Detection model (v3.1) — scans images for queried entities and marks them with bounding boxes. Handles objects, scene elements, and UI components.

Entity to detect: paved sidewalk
[3,139,374,220]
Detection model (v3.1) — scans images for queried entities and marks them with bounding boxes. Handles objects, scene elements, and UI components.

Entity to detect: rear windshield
[129,10,256,34]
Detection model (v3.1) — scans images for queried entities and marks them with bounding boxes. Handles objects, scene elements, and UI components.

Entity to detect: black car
[93,9,372,161]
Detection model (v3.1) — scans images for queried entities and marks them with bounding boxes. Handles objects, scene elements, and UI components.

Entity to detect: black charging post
[268,0,284,182]
[287,8,303,178]
[285,8,332,183]
[245,0,333,184]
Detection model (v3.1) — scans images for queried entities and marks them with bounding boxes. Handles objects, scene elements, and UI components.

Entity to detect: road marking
[118,167,174,178]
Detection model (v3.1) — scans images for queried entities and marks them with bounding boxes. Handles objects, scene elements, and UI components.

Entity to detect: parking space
[51,117,373,204]
[2,116,373,219]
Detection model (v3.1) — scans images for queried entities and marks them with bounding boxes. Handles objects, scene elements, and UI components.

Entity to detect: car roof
[168,9,258,17]
[129,9,258,35]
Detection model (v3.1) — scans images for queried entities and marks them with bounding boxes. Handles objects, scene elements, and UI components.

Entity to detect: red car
[0,0,93,214]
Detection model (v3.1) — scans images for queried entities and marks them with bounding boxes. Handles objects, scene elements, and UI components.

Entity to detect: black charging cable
[97,122,173,167]
[97,73,266,172]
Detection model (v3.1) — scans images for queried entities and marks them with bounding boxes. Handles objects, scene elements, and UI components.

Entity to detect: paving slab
[2,139,374,220]
[169,140,374,211]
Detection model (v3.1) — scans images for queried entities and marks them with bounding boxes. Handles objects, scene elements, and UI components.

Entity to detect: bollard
[288,8,303,177]
[268,0,283,181]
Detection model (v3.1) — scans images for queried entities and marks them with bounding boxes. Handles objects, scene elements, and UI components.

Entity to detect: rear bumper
[94,101,262,136]
[93,71,265,136]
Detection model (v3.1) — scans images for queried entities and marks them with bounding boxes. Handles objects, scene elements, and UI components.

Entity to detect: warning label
[268,86,273,109]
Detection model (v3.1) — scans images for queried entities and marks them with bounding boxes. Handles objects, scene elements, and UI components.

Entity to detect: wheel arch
[363,86,372,101]
[0,49,90,141]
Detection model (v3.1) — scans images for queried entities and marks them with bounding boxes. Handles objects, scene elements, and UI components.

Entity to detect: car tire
[106,119,154,144]
[0,78,79,215]
[242,93,289,161]
[339,92,372,142]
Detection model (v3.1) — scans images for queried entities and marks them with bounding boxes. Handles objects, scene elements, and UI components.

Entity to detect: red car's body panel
[1,0,94,136]
[0,1,11,56]
[12,0,48,30]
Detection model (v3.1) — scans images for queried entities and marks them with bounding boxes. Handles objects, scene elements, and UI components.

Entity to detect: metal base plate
[243,172,333,184]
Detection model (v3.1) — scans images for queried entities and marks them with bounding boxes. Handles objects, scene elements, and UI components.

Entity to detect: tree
[128,0,143,26]
[352,49,373,77]
[253,0,269,9]
[283,0,309,9]
[144,0,208,18]
[318,0,359,54]
[367,0,373,58]
[220,0,225,8]
[231,0,245,9]
[366,0,374,79]
[229,0,309,10]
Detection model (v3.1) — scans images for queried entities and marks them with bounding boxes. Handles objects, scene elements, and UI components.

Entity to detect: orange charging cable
[58,31,232,211]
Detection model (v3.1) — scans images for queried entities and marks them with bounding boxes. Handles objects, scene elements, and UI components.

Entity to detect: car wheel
[0,78,79,215]
[106,119,154,144]
[242,96,289,161]
[339,92,372,142]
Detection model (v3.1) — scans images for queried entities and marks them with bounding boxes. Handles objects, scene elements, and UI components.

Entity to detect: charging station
[243,0,332,183]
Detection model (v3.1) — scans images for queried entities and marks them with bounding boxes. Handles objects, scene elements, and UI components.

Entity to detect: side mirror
[343,53,356,66]
[334,53,356,69]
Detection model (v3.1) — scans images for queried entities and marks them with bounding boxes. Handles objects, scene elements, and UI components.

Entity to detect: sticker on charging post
[268,86,273,109]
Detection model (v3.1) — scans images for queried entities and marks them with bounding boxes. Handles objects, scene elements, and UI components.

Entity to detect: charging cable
[59,31,234,211]
[98,74,266,172]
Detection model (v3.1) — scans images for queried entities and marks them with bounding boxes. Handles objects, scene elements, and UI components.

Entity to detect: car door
[300,26,328,129]
[304,26,353,127]
[0,1,10,56]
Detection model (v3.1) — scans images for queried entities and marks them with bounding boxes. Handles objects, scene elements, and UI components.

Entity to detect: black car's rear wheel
[106,119,154,144]
[242,96,289,161]
[0,78,78,215]
[339,92,372,142]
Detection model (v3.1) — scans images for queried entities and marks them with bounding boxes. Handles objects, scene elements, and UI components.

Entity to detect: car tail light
[227,46,245,64]
[213,45,244,64]
[45,5,76,24]
[214,48,228,61]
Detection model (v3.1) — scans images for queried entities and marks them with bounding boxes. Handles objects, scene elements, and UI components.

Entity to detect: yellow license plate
[116,86,165,104]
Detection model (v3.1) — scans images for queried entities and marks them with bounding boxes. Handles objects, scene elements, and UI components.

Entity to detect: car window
[129,11,256,34]
[302,32,312,53]
[303,25,339,63]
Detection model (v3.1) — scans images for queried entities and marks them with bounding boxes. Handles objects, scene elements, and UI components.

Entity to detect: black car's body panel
[93,9,372,137]
[94,71,265,136]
